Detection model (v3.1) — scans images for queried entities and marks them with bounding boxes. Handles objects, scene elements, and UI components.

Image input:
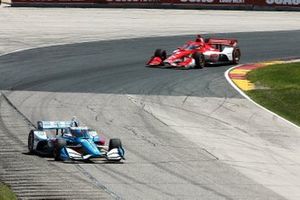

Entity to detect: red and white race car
[146,35,241,69]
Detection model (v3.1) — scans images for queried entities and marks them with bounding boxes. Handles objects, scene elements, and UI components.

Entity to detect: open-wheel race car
[28,120,125,162]
[146,35,241,69]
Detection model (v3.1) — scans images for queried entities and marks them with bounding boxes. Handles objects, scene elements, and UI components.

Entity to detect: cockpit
[69,127,90,138]
[182,43,202,50]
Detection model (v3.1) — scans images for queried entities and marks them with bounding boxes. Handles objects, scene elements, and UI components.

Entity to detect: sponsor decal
[210,54,219,61]
[180,0,214,3]
[179,0,249,4]
[219,0,245,3]
[106,0,160,2]
[266,0,300,5]
[13,0,95,3]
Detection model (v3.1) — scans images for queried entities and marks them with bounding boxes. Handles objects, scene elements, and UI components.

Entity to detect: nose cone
[80,139,101,156]
[169,51,191,61]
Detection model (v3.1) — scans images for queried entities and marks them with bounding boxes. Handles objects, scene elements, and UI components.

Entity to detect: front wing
[59,146,125,162]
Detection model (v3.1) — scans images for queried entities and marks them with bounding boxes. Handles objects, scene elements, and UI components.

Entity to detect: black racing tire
[193,52,205,69]
[232,48,241,64]
[108,138,122,151]
[28,130,35,154]
[53,139,66,161]
[154,49,167,60]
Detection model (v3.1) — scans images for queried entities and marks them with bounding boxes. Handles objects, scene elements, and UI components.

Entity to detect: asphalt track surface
[1,31,300,94]
[0,30,300,199]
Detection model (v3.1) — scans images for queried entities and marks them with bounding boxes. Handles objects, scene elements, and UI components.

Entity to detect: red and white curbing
[225,59,300,129]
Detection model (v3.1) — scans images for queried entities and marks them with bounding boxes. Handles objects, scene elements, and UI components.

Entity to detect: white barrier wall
[6,0,300,11]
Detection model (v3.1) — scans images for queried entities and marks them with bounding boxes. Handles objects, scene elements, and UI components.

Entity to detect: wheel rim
[200,55,205,68]
[234,50,240,62]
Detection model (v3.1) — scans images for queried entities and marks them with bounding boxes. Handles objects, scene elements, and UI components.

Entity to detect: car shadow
[47,159,124,165]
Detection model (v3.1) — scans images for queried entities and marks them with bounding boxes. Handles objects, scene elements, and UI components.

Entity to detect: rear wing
[37,121,72,130]
[207,38,238,47]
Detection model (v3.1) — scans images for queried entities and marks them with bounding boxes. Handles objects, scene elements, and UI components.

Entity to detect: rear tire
[232,48,241,64]
[28,130,35,154]
[108,138,122,151]
[193,52,205,69]
[154,49,167,60]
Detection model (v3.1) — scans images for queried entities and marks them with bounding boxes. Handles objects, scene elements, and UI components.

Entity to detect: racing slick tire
[154,49,167,60]
[28,130,35,154]
[53,139,66,161]
[193,52,205,69]
[232,48,241,64]
[108,138,122,151]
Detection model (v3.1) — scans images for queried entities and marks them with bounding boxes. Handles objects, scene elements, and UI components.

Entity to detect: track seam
[1,91,36,128]
[0,92,114,200]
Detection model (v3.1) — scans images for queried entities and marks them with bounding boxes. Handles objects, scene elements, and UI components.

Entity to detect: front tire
[108,138,122,151]
[53,139,66,161]
[154,49,167,60]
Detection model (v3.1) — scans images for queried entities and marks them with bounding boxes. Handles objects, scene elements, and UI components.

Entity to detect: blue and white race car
[28,120,125,162]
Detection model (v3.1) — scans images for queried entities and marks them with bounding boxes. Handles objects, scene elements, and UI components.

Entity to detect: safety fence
[2,0,300,10]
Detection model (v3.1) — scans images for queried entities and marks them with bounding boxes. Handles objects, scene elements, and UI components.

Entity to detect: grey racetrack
[1,30,300,199]
[1,31,300,94]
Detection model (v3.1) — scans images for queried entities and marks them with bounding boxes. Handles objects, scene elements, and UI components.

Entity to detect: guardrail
[3,0,300,11]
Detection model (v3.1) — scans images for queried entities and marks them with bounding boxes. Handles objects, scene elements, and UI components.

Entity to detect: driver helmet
[71,116,79,127]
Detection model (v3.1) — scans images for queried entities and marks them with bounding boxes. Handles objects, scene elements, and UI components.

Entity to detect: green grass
[0,183,17,200]
[246,62,300,126]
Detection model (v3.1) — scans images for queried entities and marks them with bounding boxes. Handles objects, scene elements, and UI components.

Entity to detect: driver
[70,127,88,138]
[195,34,205,43]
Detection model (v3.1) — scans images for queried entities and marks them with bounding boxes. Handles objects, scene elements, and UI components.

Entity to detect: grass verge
[0,183,17,200]
[246,62,300,126]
